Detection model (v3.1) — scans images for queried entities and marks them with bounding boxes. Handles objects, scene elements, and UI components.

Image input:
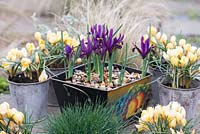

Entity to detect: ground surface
[0,0,200,133]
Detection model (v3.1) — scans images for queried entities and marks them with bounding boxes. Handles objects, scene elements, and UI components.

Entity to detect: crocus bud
[156,32,161,40]
[76,58,82,64]
[169,119,176,128]
[166,43,174,49]
[13,112,24,125]
[34,32,41,41]
[179,39,186,47]
[180,56,189,68]
[6,108,18,118]
[183,43,191,53]
[161,33,167,44]
[170,35,176,44]
[39,70,48,82]
[187,52,198,64]
[170,56,179,67]
[35,52,40,64]
[0,102,10,116]
[0,131,6,134]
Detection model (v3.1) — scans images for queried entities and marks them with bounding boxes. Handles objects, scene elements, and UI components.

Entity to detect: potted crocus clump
[0,42,49,120]
[135,101,196,134]
[52,24,151,121]
[34,30,80,106]
[158,37,200,118]
[0,102,37,134]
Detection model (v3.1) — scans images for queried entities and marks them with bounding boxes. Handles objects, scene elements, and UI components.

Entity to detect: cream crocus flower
[179,56,189,68]
[57,31,69,42]
[0,131,6,134]
[168,101,181,112]
[192,129,196,134]
[170,35,176,44]
[179,39,186,47]
[183,43,191,53]
[2,62,10,70]
[170,128,176,134]
[169,119,176,128]
[150,37,157,46]
[170,56,179,67]
[6,108,18,118]
[21,58,31,71]
[26,43,35,55]
[6,48,22,61]
[38,39,45,50]
[190,46,197,53]
[187,52,197,64]
[161,33,167,44]
[35,52,40,64]
[34,32,41,41]
[39,70,48,82]
[47,31,59,45]
[13,112,24,125]
[147,26,157,35]
[176,46,184,57]
[155,32,161,40]
[163,52,170,61]
[166,43,175,49]
[197,48,200,58]
[0,102,10,116]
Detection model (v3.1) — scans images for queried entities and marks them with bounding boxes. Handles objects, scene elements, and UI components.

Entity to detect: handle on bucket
[62,83,91,103]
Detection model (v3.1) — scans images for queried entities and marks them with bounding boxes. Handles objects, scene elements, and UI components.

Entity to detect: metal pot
[149,66,164,105]
[8,78,49,121]
[158,77,200,119]
[48,68,65,106]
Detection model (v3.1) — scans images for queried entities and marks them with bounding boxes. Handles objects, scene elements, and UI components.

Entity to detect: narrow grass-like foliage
[44,103,122,134]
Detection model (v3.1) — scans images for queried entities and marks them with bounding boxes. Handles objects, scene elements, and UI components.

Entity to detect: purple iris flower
[65,45,73,60]
[132,36,151,59]
[80,38,93,59]
[90,24,108,58]
[105,29,124,56]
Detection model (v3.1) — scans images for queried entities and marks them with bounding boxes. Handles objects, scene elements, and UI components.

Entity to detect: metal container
[149,66,164,105]
[52,63,152,121]
[48,68,64,106]
[8,78,49,121]
[158,77,200,119]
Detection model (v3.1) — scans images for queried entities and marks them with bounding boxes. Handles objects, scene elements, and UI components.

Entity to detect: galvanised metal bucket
[8,78,49,121]
[158,77,200,119]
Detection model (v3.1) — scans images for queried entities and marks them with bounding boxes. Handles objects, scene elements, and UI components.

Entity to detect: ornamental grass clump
[136,101,196,134]
[45,103,121,134]
[162,37,200,88]
[0,102,35,134]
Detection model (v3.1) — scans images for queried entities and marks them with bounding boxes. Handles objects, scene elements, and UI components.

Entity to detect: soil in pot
[66,64,142,90]
[9,72,39,83]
